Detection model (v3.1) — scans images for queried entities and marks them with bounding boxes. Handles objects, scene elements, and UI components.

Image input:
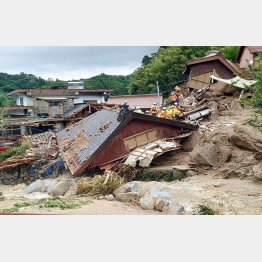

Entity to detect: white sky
[0,46,159,80]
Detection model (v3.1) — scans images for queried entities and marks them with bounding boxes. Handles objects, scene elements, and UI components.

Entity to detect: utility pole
[156,81,160,107]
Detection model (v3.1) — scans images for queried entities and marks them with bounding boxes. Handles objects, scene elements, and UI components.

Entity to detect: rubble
[124,138,181,167]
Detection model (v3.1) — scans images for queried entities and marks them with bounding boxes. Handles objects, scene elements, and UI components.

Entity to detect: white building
[8,88,112,116]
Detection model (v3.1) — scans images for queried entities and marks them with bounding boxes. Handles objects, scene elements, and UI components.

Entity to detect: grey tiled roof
[56,108,121,166]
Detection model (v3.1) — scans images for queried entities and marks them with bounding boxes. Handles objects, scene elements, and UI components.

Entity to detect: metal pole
[156,81,160,107]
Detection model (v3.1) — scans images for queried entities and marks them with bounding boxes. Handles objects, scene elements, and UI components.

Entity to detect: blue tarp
[44,161,65,178]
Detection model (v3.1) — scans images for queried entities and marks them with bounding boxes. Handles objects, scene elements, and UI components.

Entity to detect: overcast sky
[0,46,159,80]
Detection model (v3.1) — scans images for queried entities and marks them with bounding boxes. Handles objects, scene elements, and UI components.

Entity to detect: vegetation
[136,170,186,182]
[218,46,240,62]
[0,139,31,162]
[0,91,16,106]
[197,204,218,215]
[128,46,211,96]
[2,202,32,213]
[84,74,130,95]
[248,54,262,109]
[43,199,81,209]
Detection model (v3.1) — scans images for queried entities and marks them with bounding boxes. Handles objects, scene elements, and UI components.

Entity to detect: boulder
[105,194,115,201]
[189,142,219,167]
[115,192,139,202]
[140,195,155,210]
[25,179,45,194]
[168,204,185,215]
[186,170,197,176]
[218,145,232,163]
[149,186,172,200]
[231,125,262,152]
[230,99,243,112]
[113,182,139,196]
[154,198,168,212]
[47,180,70,196]
[182,131,202,152]
[252,163,262,181]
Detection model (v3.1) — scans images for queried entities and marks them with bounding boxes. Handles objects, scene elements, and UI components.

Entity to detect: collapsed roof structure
[56,109,198,176]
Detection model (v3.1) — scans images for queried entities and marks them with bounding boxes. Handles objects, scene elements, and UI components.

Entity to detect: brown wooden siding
[90,118,181,167]
[190,61,234,79]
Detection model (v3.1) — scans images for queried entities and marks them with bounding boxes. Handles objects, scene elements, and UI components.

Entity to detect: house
[7,88,112,117]
[106,94,163,109]
[237,46,262,68]
[56,108,198,175]
[182,50,239,91]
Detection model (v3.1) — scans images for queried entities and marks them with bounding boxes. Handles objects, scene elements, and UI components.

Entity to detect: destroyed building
[56,108,198,176]
[181,50,240,91]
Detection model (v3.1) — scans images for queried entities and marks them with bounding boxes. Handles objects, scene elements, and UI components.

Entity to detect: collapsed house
[181,50,240,91]
[56,108,198,176]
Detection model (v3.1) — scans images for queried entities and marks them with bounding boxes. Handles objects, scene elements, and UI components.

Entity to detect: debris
[168,204,185,215]
[124,138,181,167]
[76,171,124,196]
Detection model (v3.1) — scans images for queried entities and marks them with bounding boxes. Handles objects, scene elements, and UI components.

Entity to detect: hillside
[0,72,131,106]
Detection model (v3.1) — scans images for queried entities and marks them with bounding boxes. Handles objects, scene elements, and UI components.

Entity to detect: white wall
[15,95,34,106]
[74,94,105,104]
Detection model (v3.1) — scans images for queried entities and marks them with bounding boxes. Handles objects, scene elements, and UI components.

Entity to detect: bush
[136,170,185,182]
[198,205,218,215]
[0,140,31,162]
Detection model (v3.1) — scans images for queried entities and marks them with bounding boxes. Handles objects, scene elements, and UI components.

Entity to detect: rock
[186,170,197,176]
[25,179,45,194]
[168,204,185,215]
[182,131,202,152]
[105,194,115,201]
[252,163,262,181]
[173,165,191,171]
[115,192,139,202]
[154,198,168,212]
[189,142,219,167]
[99,195,105,200]
[203,91,223,98]
[113,182,139,196]
[230,99,243,112]
[162,206,169,213]
[222,84,238,94]
[231,125,262,152]
[218,145,232,163]
[47,180,70,196]
[206,101,219,118]
[140,195,155,210]
[149,186,172,200]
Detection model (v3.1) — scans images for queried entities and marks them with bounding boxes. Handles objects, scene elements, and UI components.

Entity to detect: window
[20,97,24,106]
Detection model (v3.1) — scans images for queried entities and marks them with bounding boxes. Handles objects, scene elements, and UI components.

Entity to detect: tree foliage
[217,46,240,62]
[84,73,130,95]
[249,54,262,108]
[128,46,211,96]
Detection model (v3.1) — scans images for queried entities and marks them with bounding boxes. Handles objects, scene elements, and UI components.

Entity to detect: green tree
[128,46,211,96]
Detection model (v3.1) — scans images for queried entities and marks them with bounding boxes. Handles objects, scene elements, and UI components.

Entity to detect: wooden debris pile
[0,156,36,171]
[124,138,181,168]
[76,171,124,196]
